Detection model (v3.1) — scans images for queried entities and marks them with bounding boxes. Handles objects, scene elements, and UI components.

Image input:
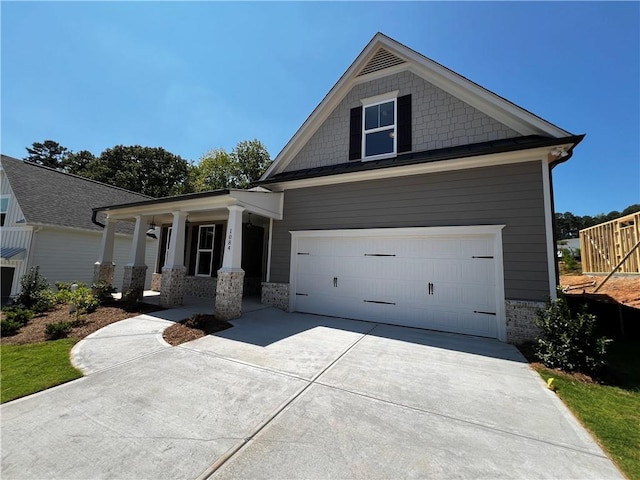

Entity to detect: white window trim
[361,91,399,161]
[0,194,10,227]
[195,224,216,277]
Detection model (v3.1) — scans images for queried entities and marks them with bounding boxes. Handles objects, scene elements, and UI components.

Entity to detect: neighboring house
[0,155,158,302]
[557,238,581,258]
[92,33,583,343]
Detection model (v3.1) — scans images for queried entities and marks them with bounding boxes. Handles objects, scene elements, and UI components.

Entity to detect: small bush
[1,319,23,336]
[1,307,34,326]
[91,281,116,305]
[45,321,73,340]
[15,267,50,310]
[32,289,58,313]
[58,286,98,320]
[535,291,611,375]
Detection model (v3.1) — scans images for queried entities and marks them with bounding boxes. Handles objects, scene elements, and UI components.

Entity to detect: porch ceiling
[93,188,284,223]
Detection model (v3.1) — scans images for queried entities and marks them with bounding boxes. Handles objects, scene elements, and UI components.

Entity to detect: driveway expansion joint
[196,323,379,480]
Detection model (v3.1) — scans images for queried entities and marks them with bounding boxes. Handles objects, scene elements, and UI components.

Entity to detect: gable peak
[357,46,406,77]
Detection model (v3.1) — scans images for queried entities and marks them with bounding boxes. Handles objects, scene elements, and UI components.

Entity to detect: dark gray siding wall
[270,160,550,302]
[283,70,520,173]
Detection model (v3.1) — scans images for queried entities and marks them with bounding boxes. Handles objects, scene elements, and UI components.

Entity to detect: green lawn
[1,339,83,403]
[535,341,640,480]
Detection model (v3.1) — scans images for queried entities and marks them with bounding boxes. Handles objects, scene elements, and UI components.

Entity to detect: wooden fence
[579,212,640,274]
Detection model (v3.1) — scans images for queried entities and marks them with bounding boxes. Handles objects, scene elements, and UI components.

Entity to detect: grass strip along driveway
[534,341,640,480]
[1,339,82,403]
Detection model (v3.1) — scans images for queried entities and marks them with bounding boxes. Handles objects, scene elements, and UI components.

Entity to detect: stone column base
[93,262,115,286]
[505,299,545,344]
[215,269,245,320]
[160,266,186,307]
[122,265,147,302]
[261,282,290,311]
[151,273,162,292]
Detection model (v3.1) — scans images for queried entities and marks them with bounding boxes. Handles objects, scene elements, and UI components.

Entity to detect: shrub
[58,286,98,320]
[44,321,73,340]
[15,267,50,310]
[535,291,611,375]
[1,307,34,326]
[91,281,116,305]
[32,289,58,313]
[1,319,23,336]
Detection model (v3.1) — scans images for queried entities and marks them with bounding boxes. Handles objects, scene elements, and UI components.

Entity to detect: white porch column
[122,215,149,301]
[221,205,245,270]
[93,217,116,286]
[160,211,188,307]
[216,205,245,320]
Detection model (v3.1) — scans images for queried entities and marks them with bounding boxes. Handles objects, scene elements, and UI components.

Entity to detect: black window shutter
[397,94,412,153]
[349,106,363,160]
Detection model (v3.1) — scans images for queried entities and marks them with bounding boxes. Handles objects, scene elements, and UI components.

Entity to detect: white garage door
[290,226,505,339]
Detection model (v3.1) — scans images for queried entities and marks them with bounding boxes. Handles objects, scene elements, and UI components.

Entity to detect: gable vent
[357,48,406,76]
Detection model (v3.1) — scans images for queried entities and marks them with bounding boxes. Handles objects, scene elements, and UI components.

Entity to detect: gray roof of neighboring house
[1,154,152,233]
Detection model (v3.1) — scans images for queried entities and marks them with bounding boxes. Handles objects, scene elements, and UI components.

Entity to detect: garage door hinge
[364,299,396,305]
[473,310,496,315]
[472,256,494,259]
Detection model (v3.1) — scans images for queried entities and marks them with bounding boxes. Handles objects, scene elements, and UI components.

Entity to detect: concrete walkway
[1,303,623,479]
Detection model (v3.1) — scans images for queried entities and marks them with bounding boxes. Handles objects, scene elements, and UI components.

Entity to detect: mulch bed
[0,301,164,345]
[162,314,233,346]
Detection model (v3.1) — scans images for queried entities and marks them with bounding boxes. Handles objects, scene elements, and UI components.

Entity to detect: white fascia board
[265,145,559,191]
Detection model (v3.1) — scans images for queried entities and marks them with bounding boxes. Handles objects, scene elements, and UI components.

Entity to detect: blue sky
[2,1,638,216]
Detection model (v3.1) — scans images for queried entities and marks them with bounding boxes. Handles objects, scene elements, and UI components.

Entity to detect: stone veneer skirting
[122,265,147,302]
[160,266,186,307]
[215,270,245,320]
[151,273,162,292]
[261,282,290,311]
[505,299,544,344]
[93,263,115,286]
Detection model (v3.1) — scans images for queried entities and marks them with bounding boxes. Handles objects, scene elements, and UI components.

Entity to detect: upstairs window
[349,92,411,161]
[363,100,396,158]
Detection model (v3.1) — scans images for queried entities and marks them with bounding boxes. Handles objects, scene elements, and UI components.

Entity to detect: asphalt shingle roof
[1,155,152,233]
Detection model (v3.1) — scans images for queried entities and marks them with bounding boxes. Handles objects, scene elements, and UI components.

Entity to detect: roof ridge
[0,154,153,199]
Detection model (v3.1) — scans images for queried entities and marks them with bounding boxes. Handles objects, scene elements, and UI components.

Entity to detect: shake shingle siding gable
[1,155,151,233]
[283,70,520,173]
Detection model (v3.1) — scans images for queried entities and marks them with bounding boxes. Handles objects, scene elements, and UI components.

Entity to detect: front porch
[92,188,283,321]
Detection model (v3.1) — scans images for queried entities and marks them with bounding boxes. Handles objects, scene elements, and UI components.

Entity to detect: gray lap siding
[269,160,551,302]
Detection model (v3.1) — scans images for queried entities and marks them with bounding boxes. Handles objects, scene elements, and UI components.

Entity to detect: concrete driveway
[1,306,622,479]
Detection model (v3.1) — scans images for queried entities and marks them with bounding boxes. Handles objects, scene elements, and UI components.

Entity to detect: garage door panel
[292,230,501,338]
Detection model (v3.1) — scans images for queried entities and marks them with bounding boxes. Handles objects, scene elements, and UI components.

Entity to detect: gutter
[91,209,157,239]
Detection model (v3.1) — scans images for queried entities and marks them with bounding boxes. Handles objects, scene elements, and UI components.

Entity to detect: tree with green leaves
[25,140,69,169]
[89,145,191,198]
[191,139,272,192]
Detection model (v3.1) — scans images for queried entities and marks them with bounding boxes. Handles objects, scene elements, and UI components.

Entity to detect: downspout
[547,135,585,289]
